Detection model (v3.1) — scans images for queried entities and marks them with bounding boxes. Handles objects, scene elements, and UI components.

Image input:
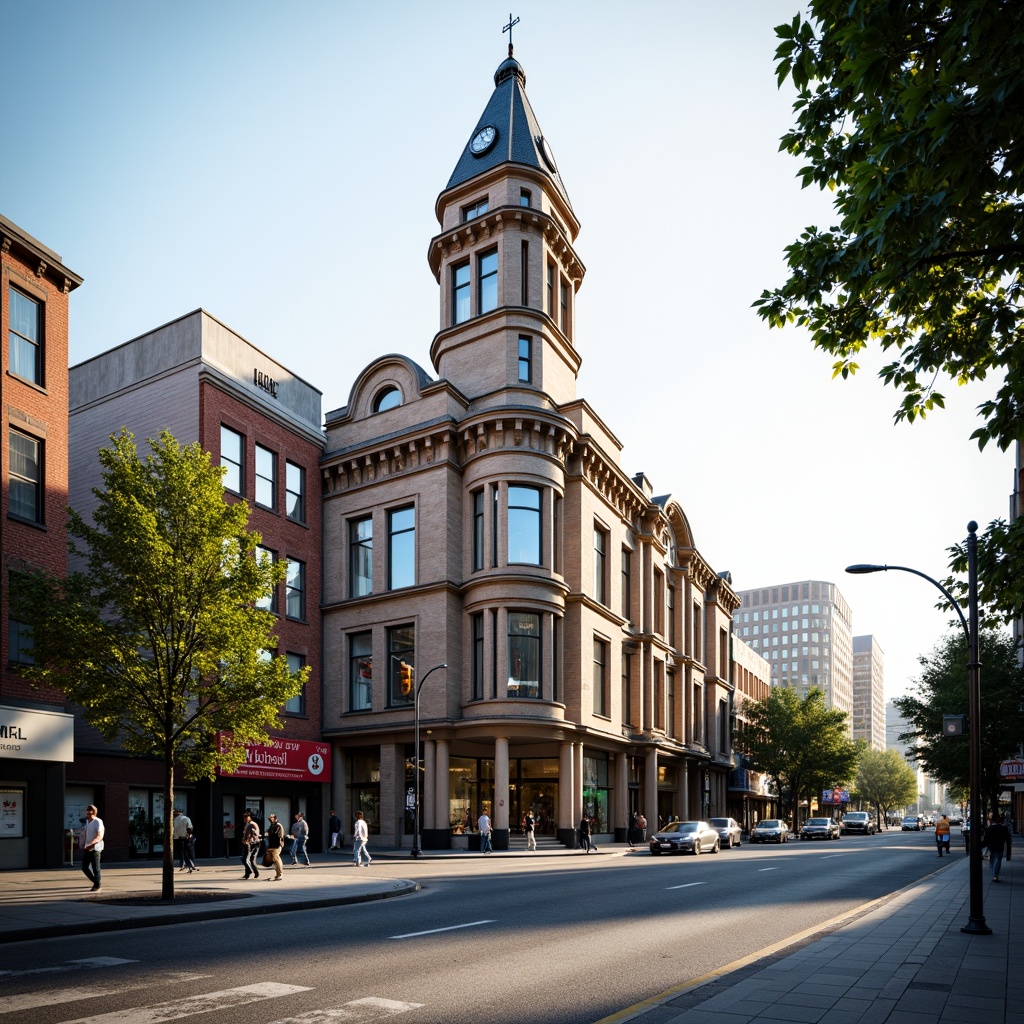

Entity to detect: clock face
[470,125,497,156]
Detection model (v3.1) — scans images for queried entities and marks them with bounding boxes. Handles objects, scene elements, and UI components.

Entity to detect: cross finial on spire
[503,12,520,57]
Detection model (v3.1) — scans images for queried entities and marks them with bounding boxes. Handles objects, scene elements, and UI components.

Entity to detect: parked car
[901,816,922,831]
[800,817,840,840]
[840,811,877,836]
[649,820,721,856]
[749,819,790,844]
[709,817,742,849]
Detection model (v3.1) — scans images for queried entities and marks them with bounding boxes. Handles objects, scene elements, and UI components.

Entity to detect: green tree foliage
[854,747,919,829]
[15,430,306,898]
[893,629,1024,815]
[756,1,1024,623]
[735,687,860,825]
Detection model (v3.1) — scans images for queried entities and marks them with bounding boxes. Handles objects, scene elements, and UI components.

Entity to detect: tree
[755,1,1024,622]
[893,629,1024,815]
[734,687,860,826]
[855,747,919,829]
[15,430,305,899]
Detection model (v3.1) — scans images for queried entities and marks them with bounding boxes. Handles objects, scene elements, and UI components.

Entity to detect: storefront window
[582,754,610,833]
[349,749,381,835]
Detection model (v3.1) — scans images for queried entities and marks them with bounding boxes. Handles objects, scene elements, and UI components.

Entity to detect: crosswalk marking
[4,973,208,1014]
[268,997,424,1022]
[64,982,311,1024]
[0,957,136,979]
[392,919,494,939]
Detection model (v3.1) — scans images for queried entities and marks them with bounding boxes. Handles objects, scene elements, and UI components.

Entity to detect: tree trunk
[162,743,175,900]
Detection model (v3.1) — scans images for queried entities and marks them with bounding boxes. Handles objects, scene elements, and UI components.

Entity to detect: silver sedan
[648,820,721,856]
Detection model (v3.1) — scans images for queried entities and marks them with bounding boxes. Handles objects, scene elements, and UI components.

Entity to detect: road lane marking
[268,998,425,1022]
[758,867,779,871]
[821,853,851,859]
[63,982,311,1024]
[666,882,707,890]
[0,957,137,979]
[391,919,495,939]
[4,973,209,1014]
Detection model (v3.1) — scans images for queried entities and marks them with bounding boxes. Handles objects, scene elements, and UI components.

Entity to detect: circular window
[372,386,401,413]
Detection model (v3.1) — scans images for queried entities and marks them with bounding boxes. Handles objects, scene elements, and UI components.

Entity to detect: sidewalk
[599,855,1020,1024]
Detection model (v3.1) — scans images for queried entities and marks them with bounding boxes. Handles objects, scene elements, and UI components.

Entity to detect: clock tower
[427,46,585,408]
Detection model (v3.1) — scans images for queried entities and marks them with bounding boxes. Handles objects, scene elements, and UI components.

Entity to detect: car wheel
[711,839,720,854]
[650,847,661,856]
[693,840,701,856]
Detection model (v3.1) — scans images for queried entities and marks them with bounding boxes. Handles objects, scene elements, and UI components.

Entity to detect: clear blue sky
[4,1,1011,698]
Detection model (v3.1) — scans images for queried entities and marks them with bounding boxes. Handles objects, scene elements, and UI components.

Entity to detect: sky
[4,1,1013,701]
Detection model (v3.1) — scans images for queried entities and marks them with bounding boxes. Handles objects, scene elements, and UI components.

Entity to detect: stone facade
[320,52,739,849]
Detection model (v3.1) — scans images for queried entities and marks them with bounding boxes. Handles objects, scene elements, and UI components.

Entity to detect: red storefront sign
[220,736,331,783]
[999,759,1024,780]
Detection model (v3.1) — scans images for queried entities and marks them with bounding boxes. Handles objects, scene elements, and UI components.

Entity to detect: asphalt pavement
[1,841,1018,1023]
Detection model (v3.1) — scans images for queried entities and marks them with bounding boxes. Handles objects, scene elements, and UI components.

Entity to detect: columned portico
[493,736,510,849]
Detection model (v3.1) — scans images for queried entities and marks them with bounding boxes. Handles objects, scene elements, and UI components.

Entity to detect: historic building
[1,214,81,868]
[67,310,326,860]
[729,636,776,829]
[320,47,739,850]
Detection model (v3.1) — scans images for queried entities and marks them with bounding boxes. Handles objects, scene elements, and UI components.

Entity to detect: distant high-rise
[732,580,854,726]
[852,635,886,750]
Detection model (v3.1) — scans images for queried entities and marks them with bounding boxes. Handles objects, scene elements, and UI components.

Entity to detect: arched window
[373,386,401,413]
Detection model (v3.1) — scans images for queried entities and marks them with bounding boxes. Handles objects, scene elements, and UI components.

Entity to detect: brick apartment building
[67,310,326,860]
[319,49,740,850]
[1,214,81,868]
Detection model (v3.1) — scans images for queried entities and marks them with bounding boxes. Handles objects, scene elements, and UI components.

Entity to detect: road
[2,828,949,1024]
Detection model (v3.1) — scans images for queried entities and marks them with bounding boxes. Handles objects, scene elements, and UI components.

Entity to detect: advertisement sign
[0,788,25,838]
[219,736,330,783]
[999,759,1024,779]
[0,704,74,762]
[822,788,850,805]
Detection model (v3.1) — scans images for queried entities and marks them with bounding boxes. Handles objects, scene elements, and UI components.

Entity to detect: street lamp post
[411,663,447,859]
[847,520,990,935]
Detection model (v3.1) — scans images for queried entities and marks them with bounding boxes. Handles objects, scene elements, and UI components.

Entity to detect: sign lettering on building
[0,705,74,762]
[253,369,279,398]
[219,735,330,783]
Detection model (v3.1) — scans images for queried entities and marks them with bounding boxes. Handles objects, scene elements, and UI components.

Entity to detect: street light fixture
[411,663,447,859]
[846,520,990,935]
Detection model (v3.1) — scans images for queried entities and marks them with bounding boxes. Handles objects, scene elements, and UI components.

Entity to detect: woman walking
[241,812,261,879]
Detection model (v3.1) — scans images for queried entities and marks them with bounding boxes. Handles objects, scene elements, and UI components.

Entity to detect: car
[749,819,790,844]
[949,815,963,826]
[648,820,721,856]
[800,817,841,840]
[840,811,877,836]
[901,816,922,831]
[709,817,742,849]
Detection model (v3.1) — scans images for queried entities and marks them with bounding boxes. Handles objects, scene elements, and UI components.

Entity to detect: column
[679,760,690,820]
[493,736,510,850]
[332,745,345,825]
[423,739,436,831]
[496,607,508,699]
[542,612,554,702]
[645,748,659,832]
[559,741,575,846]
[435,739,450,845]
[615,752,629,841]
[574,741,584,824]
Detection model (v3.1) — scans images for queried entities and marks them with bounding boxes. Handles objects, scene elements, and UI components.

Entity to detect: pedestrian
[183,827,198,872]
[935,814,951,856]
[241,812,261,879]
[982,813,1012,881]
[79,804,105,892]
[636,812,647,843]
[328,810,343,852]
[290,811,311,866]
[172,808,193,870]
[352,810,372,866]
[264,813,285,880]
[578,813,591,853]
[524,811,536,852]
[478,810,492,853]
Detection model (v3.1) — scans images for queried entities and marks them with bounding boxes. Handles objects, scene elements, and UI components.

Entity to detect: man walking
[290,811,310,866]
[173,808,193,870]
[80,804,105,892]
[328,810,343,851]
[935,814,951,856]
[352,810,372,866]
[478,810,492,854]
[983,813,1012,881]
[524,810,537,852]
[264,813,285,881]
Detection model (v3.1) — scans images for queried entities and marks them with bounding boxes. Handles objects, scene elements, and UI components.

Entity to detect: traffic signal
[399,661,413,696]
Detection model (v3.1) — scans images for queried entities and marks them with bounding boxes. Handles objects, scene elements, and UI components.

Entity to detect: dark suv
[840,811,876,835]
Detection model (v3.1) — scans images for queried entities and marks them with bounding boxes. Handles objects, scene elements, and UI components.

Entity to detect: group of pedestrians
[240,810,313,880]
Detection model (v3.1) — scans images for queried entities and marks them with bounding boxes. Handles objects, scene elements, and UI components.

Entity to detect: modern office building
[1,214,81,868]
[732,580,855,726]
[319,46,741,850]
[67,310,326,860]
[852,634,886,750]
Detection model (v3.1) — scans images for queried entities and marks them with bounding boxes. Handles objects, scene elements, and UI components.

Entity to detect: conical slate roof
[446,50,574,212]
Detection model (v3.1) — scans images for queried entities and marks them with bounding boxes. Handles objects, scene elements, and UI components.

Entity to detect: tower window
[508,486,541,565]
[479,249,498,314]
[560,277,571,337]
[462,198,489,221]
[452,261,470,324]
[518,336,531,383]
[373,386,401,413]
[520,189,531,207]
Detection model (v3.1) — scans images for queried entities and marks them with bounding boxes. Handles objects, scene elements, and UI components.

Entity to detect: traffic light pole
[412,663,447,858]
